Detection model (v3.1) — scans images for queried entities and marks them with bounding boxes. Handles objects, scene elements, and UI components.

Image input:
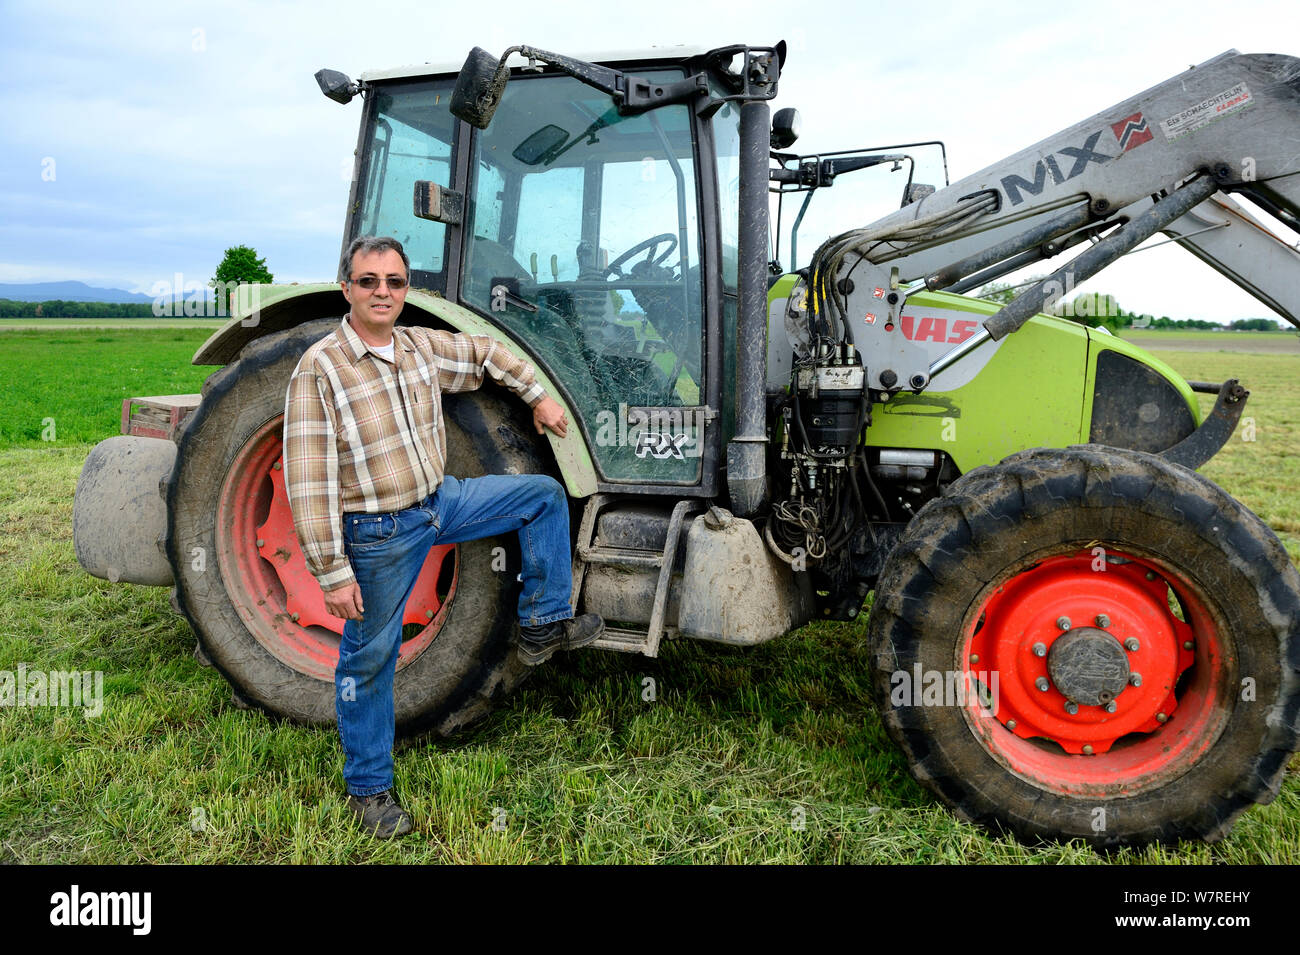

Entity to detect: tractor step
[577,542,665,567]
[590,625,668,654]
[571,494,705,658]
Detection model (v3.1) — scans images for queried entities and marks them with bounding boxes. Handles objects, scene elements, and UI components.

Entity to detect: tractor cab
[333,47,767,490]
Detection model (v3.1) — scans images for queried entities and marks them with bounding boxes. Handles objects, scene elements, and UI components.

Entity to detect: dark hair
[340,236,410,280]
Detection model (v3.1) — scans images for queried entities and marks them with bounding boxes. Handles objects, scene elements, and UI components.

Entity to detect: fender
[191,282,597,497]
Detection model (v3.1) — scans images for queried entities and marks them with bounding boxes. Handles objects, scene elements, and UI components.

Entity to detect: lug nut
[1032,642,1047,657]
[1145,571,1157,580]
[1124,637,1140,652]
[1036,677,1050,692]
[1095,614,1111,628]
[1129,672,1142,687]
[1006,720,1017,731]
[1056,616,1071,631]
[1183,641,1194,651]
[290,612,300,622]
[1156,712,1168,723]
[273,461,282,470]
[1104,701,1117,713]
[256,539,265,548]
[969,653,980,664]
[1065,701,1079,715]
[426,609,434,620]
[1082,744,1094,755]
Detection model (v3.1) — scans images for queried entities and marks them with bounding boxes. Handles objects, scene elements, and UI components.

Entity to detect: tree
[1230,318,1280,331]
[975,280,1020,305]
[212,245,274,315]
[1055,291,1126,333]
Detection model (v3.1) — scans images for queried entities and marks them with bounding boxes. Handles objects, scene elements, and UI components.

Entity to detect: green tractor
[74,42,1300,846]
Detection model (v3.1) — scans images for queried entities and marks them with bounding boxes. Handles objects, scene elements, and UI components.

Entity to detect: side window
[356,81,456,283]
[473,162,506,242]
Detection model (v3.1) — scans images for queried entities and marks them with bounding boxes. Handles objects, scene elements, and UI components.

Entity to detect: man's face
[341,247,408,342]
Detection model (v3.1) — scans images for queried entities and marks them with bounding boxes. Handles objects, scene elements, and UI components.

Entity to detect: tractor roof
[359,44,709,83]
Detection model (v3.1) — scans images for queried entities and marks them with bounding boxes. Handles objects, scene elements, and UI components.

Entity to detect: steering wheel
[603,233,678,280]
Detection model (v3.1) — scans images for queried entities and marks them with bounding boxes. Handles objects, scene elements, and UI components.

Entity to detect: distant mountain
[0,281,156,304]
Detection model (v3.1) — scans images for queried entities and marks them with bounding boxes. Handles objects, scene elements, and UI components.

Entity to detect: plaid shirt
[283,315,546,592]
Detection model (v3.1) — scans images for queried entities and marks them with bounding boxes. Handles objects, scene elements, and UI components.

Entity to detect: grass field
[0,327,215,445]
[1121,328,1300,354]
[0,318,227,329]
[0,326,1297,863]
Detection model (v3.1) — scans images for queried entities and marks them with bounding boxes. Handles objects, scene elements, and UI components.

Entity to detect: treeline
[1113,314,1278,331]
[1127,315,1221,330]
[976,283,1282,332]
[1227,317,1282,331]
[1053,292,1281,332]
[0,299,159,318]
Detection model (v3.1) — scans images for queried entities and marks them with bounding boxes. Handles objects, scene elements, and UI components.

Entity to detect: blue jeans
[336,473,572,796]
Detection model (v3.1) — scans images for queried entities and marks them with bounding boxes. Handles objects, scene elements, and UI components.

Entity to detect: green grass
[0,337,1297,862]
[0,318,227,329]
[0,328,215,446]
[1121,328,1300,352]
[1171,350,1300,563]
[1121,329,1297,339]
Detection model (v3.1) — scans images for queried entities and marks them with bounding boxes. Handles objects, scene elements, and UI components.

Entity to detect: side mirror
[450,47,508,129]
[413,181,464,225]
[771,107,801,149]
[315,68,358,105]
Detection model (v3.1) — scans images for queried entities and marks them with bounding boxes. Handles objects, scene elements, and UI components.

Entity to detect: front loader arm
[799,51,1300,393]
[1157,192,1300,327]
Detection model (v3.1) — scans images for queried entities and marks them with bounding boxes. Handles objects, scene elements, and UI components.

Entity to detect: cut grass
[1173,350,1300,563]
[0,339,1296,863]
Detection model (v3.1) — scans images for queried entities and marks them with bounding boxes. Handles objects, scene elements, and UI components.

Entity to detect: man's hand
[532,396,568,437]
[323,580,365,621]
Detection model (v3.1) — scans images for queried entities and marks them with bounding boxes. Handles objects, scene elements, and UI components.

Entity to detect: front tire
[869,445,1300,847]
[166,319,542,735]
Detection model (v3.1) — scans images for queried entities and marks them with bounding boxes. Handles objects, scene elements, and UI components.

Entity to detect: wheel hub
[214,417,456,682]
[1047,627,1130,706]
[965,551,1198,757]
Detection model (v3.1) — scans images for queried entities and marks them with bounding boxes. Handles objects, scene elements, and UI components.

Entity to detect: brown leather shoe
[517,613,605,665]
[347,790,413,839]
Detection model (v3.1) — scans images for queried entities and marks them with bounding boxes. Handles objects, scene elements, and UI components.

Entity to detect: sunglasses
[349,275,408,290]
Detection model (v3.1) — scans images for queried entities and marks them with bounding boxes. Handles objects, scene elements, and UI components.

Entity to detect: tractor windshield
[461,71,705,484]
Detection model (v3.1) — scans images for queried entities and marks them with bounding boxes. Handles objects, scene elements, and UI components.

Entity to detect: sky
[1,0,1298,323]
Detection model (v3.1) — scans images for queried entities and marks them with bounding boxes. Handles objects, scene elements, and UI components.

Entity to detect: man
[283,235,603,839]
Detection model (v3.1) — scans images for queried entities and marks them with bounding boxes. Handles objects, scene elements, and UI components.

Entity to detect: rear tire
[868,445,1300,847]
[166,319,544,735]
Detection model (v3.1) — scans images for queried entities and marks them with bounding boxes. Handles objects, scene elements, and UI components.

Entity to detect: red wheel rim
[961,549,1233,797]
[214,416,456,682]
